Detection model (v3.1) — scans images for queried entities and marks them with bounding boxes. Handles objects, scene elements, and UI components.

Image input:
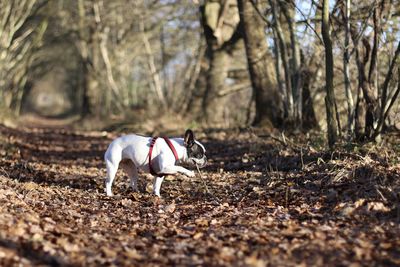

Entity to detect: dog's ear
[184,129,195,147]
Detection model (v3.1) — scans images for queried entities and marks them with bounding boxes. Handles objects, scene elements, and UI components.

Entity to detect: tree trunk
[280,1,302,124]
[200,0,241,126]
[80,60,97,117]
[350,1,388,141]
[322,0,339,148]
[343,0,355,137]
[301,67,318,131]
[237,0,280,128]
[78,0,99,118]
[202,47,230,125]
[140,19,167,109]
[270,0,293,120]
[373,41,400,139]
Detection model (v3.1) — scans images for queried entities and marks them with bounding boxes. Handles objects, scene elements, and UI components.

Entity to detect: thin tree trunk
[373,41,400,139]
[322,0,338,147]
[343,0,354,136]
[180,42,206,112]
[281,1,302,123]
[350,1,388,140]
[270,0,293,120]
[99,26,123,113]
[140,20,167,108]
[272,31,287,117]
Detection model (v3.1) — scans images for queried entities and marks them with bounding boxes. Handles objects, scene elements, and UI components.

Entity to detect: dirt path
[0,124,399,266]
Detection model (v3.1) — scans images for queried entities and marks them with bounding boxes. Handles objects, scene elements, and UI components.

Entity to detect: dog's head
[183,129,207,168]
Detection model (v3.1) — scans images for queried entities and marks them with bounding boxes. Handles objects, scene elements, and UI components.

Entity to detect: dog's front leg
[153,176,165,197]
[159,165,195,177]
[152,166,194,197]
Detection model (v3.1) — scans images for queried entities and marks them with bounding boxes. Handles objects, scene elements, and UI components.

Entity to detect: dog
[104,129,207,197]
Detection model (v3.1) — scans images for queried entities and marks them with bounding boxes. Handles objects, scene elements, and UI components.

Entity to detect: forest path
[18,114,80,129]
[0,124,399,266]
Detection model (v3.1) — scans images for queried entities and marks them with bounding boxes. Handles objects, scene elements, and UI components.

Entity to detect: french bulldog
[104,129,207,197]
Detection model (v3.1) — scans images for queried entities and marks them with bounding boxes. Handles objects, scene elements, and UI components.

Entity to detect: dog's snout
[200,156,207,167]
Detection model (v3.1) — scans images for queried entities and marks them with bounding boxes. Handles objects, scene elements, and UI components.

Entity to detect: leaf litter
[0,125,399,266]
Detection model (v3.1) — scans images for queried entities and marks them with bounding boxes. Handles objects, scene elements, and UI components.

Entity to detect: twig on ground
[196,164,221,205]
[375,187,387,203]
[0,167,10,178]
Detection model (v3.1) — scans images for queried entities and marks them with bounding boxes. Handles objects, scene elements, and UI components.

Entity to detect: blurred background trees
[0,0,399,144]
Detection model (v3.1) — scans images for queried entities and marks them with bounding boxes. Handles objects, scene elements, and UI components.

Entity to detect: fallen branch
[196,164,221,205]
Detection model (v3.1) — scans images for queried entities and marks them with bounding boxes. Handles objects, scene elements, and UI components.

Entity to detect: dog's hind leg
[120,159,139,192]
[105,147,121,196]
[105,161,119,196]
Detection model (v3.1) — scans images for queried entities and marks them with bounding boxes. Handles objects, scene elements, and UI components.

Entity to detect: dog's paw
[186,171,195,177]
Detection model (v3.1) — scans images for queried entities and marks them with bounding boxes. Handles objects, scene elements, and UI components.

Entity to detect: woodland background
[0,0,398,143]
[0,0,400,266]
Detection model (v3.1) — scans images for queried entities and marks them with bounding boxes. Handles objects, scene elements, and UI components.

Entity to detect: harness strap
[148,137,179,176]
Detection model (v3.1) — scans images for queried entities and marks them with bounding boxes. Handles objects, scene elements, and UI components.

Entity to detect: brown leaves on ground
[0,124,399,266]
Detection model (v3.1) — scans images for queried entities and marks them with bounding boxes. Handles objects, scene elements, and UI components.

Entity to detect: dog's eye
[188,144,205,159]
[188,149,203,159]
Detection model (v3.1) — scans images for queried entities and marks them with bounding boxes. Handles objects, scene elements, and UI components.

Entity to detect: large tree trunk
[202,47,230,125]
[200,0,241,127]
[321,0,339,148]
[237,0,280,128]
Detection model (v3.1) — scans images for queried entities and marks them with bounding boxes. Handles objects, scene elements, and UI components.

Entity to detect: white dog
[104,129,207,197]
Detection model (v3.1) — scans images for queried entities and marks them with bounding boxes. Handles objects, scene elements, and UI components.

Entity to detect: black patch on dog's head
[187,142,205,159]
[184,129,195,148]
[183,129,206,161]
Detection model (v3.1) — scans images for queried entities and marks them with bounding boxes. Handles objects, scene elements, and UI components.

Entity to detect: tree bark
[237,0,280,128]
[373,41,400,139]
[321,0,339,147]
[270,0,293,120]
[78,0,98,118]
[280,1,302,123]
[0,0,46,114]
[343,0,355,136]
[140,19,167,108]
[200,0,241,126]
[301,66,318,131]
[202,46,230,125]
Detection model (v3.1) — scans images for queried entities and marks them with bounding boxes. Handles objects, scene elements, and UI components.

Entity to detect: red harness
[148,137,179,176]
